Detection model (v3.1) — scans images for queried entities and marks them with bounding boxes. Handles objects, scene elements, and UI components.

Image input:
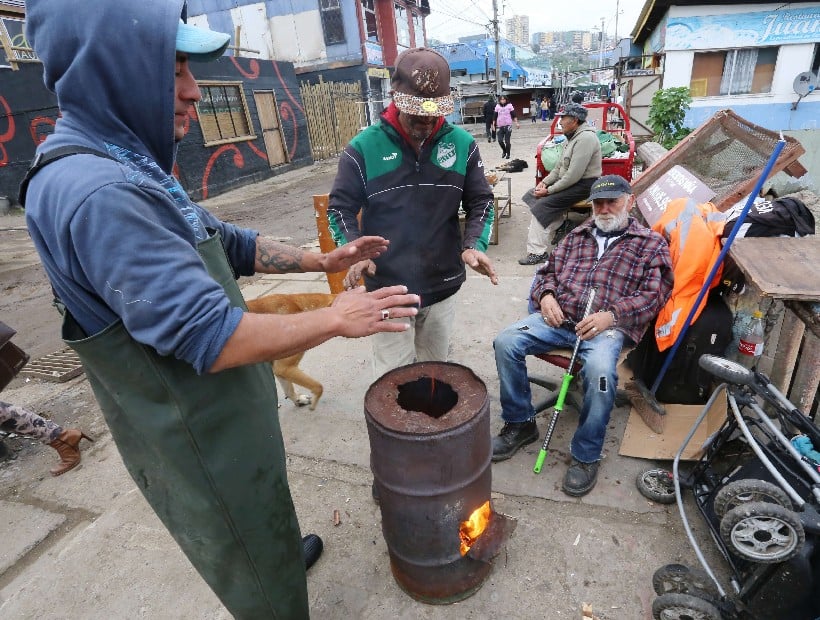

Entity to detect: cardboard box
[619,396,728,461]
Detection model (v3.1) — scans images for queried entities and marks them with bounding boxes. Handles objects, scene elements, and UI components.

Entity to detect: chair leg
[529,376,561,414]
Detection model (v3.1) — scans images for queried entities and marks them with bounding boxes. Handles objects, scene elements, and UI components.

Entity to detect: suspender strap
[17,145,117,207]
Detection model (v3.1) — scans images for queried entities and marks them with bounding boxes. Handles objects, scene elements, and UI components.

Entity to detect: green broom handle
[533,372,574,473]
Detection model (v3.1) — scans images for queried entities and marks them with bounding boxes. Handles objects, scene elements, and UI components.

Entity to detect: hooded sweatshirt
[24,0,255,374]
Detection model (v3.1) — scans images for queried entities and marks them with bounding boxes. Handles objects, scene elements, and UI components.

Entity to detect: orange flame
[459,500,491,556]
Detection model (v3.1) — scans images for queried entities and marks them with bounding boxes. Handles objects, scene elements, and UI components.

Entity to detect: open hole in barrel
[396,377,458,419]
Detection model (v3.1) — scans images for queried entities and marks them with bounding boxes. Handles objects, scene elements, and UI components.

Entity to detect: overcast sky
[425,0,646,43]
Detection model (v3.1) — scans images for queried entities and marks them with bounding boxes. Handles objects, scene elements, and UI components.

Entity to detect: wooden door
[253,91,288,167]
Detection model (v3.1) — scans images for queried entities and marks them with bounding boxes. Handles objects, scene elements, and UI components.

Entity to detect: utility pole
[614,0,620,43]
[492,0,501,96]
[598,16,605,69]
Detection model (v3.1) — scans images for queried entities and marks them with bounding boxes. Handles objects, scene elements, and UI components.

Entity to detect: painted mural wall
[0,56,312,204]
[657,3,820,132]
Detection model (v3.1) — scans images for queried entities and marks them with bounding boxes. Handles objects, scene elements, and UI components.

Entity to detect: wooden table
[729,236,820,415]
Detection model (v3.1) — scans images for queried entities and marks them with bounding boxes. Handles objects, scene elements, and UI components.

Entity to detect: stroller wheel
[637,468,677,504]
[713,478,793,519]
[698,355,754,385]
[652,563,719,599]
[652,592,722,620]
[720,501,805,563]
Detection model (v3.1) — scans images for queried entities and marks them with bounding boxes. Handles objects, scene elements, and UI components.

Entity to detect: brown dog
[245,292,336,410]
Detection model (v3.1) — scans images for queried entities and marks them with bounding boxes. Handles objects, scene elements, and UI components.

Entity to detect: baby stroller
[650,355,820,620]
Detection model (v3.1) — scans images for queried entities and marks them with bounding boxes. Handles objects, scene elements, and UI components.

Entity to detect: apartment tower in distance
[505,14,529,47]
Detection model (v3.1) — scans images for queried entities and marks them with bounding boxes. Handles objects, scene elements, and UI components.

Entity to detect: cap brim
[176,21,231,62]
[393,92,454,117]
[589,190,629,200]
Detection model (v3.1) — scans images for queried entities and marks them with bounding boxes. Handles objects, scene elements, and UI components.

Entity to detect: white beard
[594,210,629,233]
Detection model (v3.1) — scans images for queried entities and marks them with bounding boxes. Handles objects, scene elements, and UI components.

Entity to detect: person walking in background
[549,96,557,120]
[518,103,602,265]
[530,95,538,123]
[329,47,498,380]
[493,94,520,160]
[24,1,420,616]
[540,96,550,122]
[492,175,673,496]
[483,94,496,142]
[0,402,92,476]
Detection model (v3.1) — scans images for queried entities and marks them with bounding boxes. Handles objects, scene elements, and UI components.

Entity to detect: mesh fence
[632,109,805,211]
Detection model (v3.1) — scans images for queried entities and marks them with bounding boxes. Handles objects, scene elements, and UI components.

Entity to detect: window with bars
[320,0,345,46]
[395,4,410,48]
[412,12,423,47]
[361,0,379,41]
[196,82,255,144]
[690,47,778,97]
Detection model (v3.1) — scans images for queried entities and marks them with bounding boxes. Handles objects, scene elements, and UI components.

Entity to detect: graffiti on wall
[0,57,311,203]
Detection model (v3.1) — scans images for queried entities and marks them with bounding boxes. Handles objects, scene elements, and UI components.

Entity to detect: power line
[427,0,491,33]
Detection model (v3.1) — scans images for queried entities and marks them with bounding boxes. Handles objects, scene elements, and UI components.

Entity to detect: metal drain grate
[20,347,84,383]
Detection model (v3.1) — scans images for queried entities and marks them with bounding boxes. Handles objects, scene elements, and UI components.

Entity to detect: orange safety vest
[652,198,726,351]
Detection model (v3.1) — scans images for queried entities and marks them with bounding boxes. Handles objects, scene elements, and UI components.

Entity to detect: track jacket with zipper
[328,103,495,307]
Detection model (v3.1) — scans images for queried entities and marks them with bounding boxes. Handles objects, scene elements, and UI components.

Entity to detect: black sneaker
[517,252,548,265]
[491,420,539,462]
[562,458,600,497]
[302,533,323,570]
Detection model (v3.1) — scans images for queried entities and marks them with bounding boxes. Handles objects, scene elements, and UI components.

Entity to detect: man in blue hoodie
[23,1,420,617]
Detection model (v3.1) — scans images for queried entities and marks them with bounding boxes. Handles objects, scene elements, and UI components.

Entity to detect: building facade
[633,1,820,131]
[188,0,431,125]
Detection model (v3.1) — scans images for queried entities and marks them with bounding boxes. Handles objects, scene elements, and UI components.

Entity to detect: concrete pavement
[0,122,712,619]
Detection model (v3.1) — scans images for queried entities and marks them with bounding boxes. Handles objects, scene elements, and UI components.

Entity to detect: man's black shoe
[303,534,323,570]
[492,420,539,462]
[517,252,548,266]
[562,458,600,497]
[302,534,325,570]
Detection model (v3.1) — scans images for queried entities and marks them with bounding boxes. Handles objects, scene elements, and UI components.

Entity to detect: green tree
[647,87,693,149]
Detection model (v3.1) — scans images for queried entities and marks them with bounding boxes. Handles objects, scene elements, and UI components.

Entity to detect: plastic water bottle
[737,310,765,369]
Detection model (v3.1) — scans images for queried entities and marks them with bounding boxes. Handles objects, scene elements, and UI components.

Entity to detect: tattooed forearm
[255,238,306,273]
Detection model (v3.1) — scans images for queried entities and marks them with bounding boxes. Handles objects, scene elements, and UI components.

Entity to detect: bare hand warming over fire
[343,259,377,290]
[461,249,498,285]
[332,285,419,336]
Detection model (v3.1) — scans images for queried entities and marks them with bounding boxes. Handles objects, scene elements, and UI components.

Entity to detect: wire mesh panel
[632,109,805,211]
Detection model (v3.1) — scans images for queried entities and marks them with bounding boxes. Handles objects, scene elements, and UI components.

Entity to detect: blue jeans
[493,312,625,462]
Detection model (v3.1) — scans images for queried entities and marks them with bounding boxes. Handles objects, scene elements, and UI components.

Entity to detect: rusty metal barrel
[364,361,493,603]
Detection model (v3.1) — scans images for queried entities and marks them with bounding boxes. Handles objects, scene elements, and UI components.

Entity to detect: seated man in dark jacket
[493,175,673,496]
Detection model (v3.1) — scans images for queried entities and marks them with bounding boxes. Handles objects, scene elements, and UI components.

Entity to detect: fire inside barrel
[364,362,516,604]
[460,500,491,556]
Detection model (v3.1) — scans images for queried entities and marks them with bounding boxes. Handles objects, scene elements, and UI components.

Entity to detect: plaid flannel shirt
[530,217,674,344]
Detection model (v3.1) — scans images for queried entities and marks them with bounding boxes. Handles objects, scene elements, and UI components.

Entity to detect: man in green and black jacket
[329,47,498,378]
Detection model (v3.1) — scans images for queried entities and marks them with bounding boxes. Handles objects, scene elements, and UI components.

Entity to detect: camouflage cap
[391,47,454,117]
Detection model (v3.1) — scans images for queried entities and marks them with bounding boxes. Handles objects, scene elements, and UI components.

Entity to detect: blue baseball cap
[589,174,632,200]
[176,20,231,62]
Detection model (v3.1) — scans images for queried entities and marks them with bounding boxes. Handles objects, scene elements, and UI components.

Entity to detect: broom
[533,287,597,474]
[627,137,787,433]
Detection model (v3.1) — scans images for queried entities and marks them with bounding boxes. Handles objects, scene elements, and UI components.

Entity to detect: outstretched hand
[343,259,377,290]
[332,285,420,337]
[320,236,388,274]
[462,249,498,285]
